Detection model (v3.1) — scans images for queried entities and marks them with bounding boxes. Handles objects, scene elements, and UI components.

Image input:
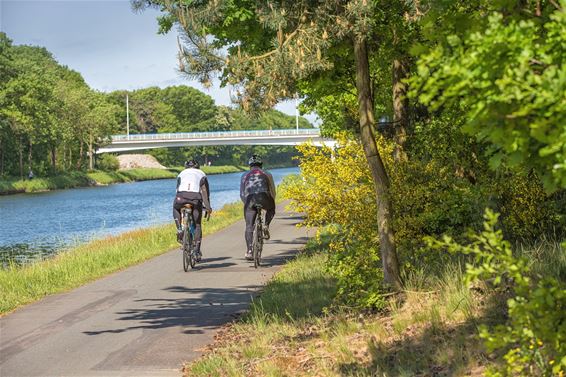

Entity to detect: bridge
[95,128,334,154]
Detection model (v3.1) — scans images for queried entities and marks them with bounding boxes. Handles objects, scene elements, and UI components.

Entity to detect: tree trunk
[51,146,57,171]
[0,137,4,177]
[88,133,94,170]
[392,58,409,162]
[354,38,402,290]
[63,145,67,170]
[77,141,84,170]
[28,139,33,172]
[18,137,23,179]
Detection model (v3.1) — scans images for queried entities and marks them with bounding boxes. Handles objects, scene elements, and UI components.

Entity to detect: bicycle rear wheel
[252,219,263,268]
[189,237,196,269]
[182,228,191,272]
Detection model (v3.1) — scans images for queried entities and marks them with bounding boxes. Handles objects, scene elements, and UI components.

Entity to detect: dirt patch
[117,154,166,170]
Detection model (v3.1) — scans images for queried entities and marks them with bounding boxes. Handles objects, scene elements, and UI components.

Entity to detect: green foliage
[0,36,121,175]
[496,173,565,241]
[0,31,306,177]
[429,210,566,376]
[283,135,386,308]
[96,154,119,172]
[411,4,566,191]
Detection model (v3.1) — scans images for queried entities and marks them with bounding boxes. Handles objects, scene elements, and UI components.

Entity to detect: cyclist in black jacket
[240,155,276,260]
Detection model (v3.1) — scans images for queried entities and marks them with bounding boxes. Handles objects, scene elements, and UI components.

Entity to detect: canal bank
[0,167,299,266]
[0,202,245,315]
[0,165,249,196]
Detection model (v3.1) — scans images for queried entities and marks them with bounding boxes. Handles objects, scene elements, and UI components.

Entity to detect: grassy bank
[183,237,565,376]
[184,244,489,376]
[169,165,247,175]
[0,202,243,315]
[0,165,248,195]
[0,171,95,195]
[0,169,176,194]
[89,168,176,184]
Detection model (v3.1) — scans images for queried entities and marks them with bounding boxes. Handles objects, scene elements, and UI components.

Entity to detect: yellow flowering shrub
[283,134,387,307]
[497,172,563,241]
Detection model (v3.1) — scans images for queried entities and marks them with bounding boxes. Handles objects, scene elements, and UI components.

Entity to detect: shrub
[496,172,564,241]
[96,154,120,171]
[284,134,385,308]
[429,210,566,376]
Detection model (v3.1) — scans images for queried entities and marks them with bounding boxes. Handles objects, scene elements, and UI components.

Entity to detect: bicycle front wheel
[182,229,192,272]
[252,221,263,268]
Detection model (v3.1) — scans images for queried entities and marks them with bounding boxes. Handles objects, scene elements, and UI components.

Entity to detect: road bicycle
[251,204,265,268]
[180,204,198,271]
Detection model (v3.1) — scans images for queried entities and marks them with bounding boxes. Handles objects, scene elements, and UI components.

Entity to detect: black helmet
[185,159,200,169]
[248,155,263,168]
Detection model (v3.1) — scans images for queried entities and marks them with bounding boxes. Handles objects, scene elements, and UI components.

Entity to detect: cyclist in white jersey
[173,159,212,261]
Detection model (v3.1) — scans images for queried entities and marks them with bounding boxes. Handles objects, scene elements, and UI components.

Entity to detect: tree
[84,92,121,170]
[0,33,18,176]
[410,0,566,191]
[136,0,406,288]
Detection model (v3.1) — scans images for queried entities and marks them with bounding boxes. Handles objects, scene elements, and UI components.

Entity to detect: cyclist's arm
[200,176,211,211]
[266,172,276,199]
[239,173,247,202]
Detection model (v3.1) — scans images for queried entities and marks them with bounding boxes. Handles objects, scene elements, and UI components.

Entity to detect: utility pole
[295,94,299,133]
[126,93,130,139]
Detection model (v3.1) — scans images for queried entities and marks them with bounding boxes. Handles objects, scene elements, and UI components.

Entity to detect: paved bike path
[0,204,310,377]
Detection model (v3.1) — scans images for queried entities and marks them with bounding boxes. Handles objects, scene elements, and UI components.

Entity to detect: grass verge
[185,236,555,376]
[89,168,177,184]
[0,165,249,195]
[0,202,243,316]
[168,165,247,175]
[0,171,94,194]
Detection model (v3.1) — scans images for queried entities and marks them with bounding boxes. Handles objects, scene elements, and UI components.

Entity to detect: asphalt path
[0,203,310,377]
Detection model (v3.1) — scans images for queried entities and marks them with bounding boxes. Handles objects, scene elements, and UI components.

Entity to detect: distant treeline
[0,33,311,178]
[109,86,312,168]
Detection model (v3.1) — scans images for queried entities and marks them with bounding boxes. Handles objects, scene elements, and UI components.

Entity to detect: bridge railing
[111,128,321,142]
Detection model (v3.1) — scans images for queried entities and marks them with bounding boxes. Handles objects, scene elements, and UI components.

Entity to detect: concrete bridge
[96,128,334,154]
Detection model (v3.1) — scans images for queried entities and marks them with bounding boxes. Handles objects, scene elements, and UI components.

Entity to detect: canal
[0,167,299,265]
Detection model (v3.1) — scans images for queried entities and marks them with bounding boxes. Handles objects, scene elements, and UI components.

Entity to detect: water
[0,167,299,266]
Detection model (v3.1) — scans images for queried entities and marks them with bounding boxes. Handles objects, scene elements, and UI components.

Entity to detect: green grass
[168,165,246,175]
[185,249,337,376]
[0,171,94,194]
[184,235,566,376]
[183,234,509,376]
[0,165,248,195]
[0,202,243,315]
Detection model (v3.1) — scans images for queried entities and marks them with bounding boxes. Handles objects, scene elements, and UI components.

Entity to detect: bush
[496,172,565,241]
[429,210,566,376]
[283,134,385,308]
[96,154,119,171]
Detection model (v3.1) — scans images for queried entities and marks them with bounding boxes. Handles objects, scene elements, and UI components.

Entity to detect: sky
[0,0,315,123]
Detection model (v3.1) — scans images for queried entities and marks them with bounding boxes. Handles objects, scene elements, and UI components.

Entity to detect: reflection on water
[0,167,298,266]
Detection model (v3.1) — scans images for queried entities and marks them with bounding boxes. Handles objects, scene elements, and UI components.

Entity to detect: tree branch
[246,28,300,62]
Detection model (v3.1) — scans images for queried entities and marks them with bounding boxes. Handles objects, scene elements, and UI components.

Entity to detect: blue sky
[0,0,312,122]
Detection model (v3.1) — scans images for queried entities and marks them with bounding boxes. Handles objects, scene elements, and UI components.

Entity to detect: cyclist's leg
[173,196,185,243]
[244,195,258,258]
[191,200,203,258]
[255,193,275,239]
